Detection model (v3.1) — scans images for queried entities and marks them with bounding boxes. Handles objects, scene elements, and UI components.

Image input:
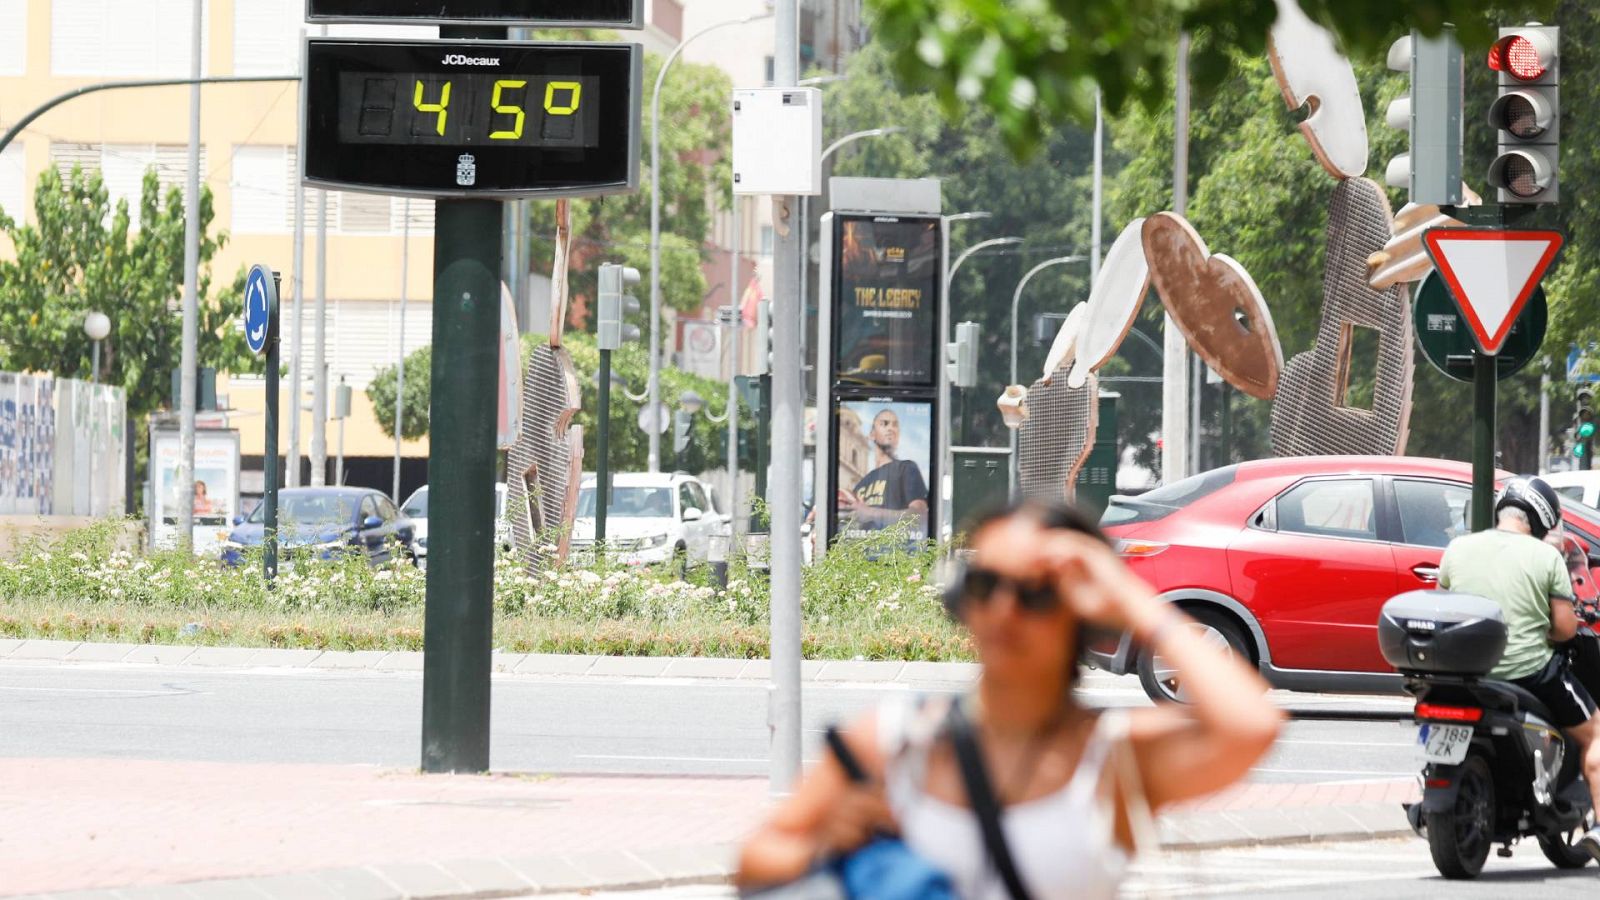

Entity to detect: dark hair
[942,499,1108,685]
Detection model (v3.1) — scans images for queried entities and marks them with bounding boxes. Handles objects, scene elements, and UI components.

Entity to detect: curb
[8,807,1416,899]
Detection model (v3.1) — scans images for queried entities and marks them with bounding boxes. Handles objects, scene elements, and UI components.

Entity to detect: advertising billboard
[150,429,240,553]
[832,215,941,388]
[831,399,932,543]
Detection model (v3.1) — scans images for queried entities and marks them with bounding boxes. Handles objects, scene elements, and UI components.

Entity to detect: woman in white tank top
[738,501,1283,898]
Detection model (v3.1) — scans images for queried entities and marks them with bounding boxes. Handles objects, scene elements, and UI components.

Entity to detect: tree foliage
[527,53,733,322]
[865,0,1557,156]
[0,166,249,417]
[826,9,1599,477]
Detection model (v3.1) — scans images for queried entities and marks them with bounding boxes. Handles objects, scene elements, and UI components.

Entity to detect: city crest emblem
[456,153,477,187]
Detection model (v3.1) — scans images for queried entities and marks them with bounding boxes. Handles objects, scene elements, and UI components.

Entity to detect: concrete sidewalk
[1,754,1418,899]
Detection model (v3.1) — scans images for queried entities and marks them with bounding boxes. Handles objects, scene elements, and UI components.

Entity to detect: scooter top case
[1379,591,1508,676]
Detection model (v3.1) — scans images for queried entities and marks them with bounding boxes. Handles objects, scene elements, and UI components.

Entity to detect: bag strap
[947,698,1035,900]
[824,725,870,785]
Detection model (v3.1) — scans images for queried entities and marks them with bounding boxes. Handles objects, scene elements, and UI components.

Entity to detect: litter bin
[951,446,1012,537]
[1074,392,1119,518]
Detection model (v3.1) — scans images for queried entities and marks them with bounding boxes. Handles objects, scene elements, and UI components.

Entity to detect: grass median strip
[0,522,971,661]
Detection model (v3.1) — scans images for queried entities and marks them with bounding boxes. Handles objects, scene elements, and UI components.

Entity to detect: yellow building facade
[2,0,444,492]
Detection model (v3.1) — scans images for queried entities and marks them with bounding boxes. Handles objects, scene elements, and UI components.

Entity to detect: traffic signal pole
[597,347,612,544]
[421,24,505,775]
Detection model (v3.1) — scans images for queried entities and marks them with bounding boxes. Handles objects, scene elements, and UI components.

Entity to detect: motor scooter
[1379,590,1596,879]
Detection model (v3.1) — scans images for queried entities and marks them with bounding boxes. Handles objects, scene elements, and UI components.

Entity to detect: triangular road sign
[1421,227,1563,355]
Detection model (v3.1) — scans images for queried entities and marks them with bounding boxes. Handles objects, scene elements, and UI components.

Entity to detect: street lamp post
[939,231,1021,539]
[648,12,772,473]
[1008,257,1084,497]
[84,311,110,384]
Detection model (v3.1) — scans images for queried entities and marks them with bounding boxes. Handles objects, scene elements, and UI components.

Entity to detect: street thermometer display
[302,39,640,198]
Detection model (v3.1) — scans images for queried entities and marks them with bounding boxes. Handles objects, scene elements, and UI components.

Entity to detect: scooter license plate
[1419,724,1474,765]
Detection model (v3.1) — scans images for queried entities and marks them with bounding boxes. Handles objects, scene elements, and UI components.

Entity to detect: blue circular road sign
[244,264,276,356]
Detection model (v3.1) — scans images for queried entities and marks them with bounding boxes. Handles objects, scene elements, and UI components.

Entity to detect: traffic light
[1384,27,1463,205]
[597,263,641,351]
[673,408,692,455]
[1577,388,1594,470]
[946,321,980,389]
[752,299,772,377]
[1487,24,1559,204]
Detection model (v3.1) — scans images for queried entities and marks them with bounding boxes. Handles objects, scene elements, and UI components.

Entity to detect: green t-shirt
[1438,528,1574,680]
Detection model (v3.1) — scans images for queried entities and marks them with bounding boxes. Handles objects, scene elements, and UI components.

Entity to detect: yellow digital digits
[413,79,451,136]
[490,80,528,140]
[544,81,582,116]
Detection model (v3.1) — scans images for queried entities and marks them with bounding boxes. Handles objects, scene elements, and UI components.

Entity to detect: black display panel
[307,0,642,29]
[831,215,942,388]
[303,39,640,198]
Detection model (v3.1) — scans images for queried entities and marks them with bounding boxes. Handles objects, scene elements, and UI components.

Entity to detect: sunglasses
[957,566,1061,614]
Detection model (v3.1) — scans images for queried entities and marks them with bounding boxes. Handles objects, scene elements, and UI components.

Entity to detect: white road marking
[0,684,192,696]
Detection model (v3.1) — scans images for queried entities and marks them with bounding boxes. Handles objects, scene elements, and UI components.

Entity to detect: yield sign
[1421,227,1563,355]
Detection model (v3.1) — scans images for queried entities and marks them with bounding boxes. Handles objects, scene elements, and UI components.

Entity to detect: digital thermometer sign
[306,0,643,29]
[302,39,640,198]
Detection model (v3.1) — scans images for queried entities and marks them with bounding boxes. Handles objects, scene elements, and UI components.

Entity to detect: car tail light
[1415,703,1483,723]
[1114,539,1169,558]
[1425,777,1452,789]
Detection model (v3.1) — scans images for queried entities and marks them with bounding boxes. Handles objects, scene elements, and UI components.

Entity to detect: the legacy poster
[833,215,940,387]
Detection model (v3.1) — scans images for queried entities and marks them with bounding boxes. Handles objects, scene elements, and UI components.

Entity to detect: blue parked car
[220,487,417,568]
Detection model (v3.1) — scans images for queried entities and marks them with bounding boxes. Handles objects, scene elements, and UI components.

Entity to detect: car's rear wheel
[1136,607,1249,704]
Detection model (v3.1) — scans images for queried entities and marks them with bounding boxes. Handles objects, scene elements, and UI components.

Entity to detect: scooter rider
[1438,476,1600,861]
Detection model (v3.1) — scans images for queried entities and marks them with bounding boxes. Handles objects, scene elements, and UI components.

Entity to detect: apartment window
[763,55,775,85]
[0,0,26,76]
[231,146,289,233]
[52,0,210,78]
[233,0,299,77]
[49,143,208,230]
[390,196,436,236]
[0,144,25,225]
[760,225,775,257]
[339,192,393,234]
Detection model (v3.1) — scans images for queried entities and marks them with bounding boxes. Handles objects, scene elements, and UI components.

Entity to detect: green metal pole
[1471,350,1496,532]
[422,24,504,773]
[264,272,280,585]
[596,348,611,545]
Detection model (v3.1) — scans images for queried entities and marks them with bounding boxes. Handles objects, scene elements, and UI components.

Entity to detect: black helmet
[1494,476,1562,539]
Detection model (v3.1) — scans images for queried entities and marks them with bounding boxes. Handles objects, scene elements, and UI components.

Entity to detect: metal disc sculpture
[506,199,584,570]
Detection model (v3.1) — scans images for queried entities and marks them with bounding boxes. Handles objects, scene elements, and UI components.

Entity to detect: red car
[1090,456,1600,702]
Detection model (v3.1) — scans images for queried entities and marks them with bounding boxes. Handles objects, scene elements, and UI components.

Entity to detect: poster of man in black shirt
[836,402,930,539]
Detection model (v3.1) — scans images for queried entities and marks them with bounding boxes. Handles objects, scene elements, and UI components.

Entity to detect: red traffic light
[1489,33,1550,81]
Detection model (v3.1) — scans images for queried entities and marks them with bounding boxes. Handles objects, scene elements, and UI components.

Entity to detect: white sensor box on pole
[732,88,822,196]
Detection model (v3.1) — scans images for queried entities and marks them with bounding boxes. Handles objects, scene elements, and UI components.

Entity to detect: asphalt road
[0,659,1422,782]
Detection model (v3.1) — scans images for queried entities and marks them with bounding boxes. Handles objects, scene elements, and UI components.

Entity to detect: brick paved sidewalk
[1,756,1417,898]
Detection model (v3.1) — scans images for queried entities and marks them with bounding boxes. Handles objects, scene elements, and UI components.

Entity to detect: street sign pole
[421,23,506,774]
[1423,223,1563,532]
[265,272,280,584]
[245,265,280,584]
[1471,351,1495,531]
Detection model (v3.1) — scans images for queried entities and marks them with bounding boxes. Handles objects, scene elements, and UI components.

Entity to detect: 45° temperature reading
[339,72,596,148]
